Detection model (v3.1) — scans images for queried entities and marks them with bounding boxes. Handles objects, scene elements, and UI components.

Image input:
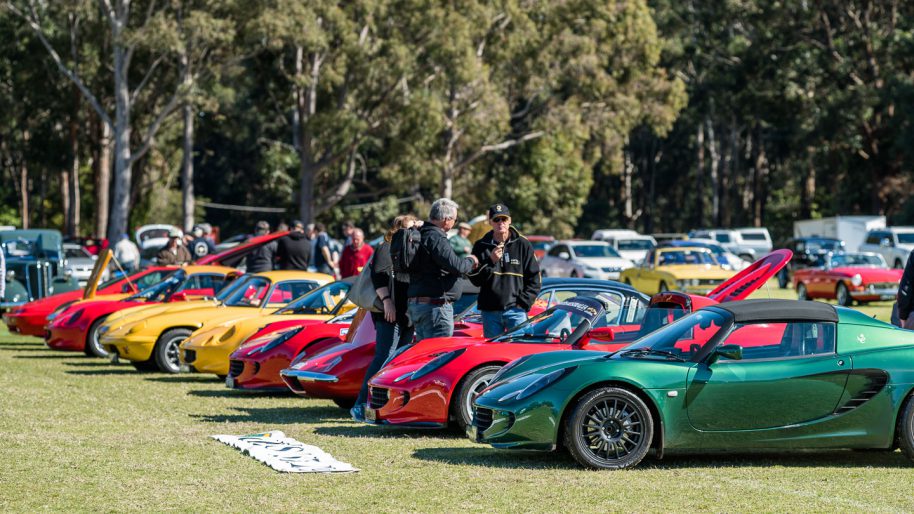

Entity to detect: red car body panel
[45,284,220,353]
[2,267,172,337]
[227,318,351,391]
[793,265,902,302]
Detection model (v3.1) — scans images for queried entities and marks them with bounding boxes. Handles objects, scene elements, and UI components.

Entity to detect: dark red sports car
[793,252,902,306]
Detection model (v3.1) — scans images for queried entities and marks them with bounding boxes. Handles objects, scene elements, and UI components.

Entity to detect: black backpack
[389,227,422,273]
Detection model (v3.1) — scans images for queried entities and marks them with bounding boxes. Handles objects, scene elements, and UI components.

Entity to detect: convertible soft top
[710,299,838,323]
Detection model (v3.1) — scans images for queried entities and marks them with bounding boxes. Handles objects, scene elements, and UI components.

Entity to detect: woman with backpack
[351,214,418,421]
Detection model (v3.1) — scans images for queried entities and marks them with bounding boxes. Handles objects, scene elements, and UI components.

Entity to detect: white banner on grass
[212,431,358,473]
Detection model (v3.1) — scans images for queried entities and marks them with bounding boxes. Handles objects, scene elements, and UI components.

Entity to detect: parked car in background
[777,236,846,288]
[525,235,555,261]
[794,215,885,258]
[688,229,757,261]
[652,233,688,245]
[540,240,634,280]
[135,224,180,263]
[1,229,80,309]
[735,227,773,254]
[793,252,902,306]
[661,239,748,271]
[620,246,734,295]
[63,243,108,286]
[591,229,656,264]
[858,227,914,269]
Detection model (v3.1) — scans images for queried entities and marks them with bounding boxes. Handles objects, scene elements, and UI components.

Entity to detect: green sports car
[469,299,914,470]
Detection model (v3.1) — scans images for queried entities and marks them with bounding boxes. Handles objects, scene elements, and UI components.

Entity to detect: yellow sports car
[179,278,355,377]
[101,271,332,373]
[619,246,735,295]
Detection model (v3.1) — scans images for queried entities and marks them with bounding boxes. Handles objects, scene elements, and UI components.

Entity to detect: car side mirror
[711,344,742,363]
[558,252,570,260]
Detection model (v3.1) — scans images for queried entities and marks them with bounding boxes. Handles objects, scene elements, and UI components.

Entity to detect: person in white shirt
[114,234,141,271]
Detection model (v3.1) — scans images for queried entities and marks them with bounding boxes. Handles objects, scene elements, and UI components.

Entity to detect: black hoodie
[468,226,541,311]
[406,221,476,301]
[276,231,312,271]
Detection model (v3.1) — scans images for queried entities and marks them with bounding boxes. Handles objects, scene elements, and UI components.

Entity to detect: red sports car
[362,250,790,429]
[45,265,234,357]
[2,267,172,337]
[793,251,902,306]
[225,307,361,392]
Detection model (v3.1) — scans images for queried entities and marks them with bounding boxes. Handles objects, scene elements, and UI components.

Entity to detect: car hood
[659,265,734,279]
[576,257,633,268]
[384,335,484,367]
[830,267,902,281]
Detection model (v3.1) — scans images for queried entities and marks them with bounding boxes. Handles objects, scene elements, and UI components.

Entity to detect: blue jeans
[481,307,528,339]
[407,302,454,342]
[356,317,414,406]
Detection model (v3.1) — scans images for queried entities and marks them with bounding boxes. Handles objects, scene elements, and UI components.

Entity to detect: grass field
[2,285,914,512]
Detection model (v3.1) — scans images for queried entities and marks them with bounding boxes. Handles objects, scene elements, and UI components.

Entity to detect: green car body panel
[471,301,914,456]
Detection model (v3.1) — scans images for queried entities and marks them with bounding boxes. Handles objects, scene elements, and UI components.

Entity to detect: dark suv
[776,237,846,288]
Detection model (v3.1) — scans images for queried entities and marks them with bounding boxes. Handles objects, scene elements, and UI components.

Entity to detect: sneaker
[350,404,365,422]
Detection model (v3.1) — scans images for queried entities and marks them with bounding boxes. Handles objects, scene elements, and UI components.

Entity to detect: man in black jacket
[407,198,479,341]
[276,221,312,271]
[245,221,278,273]
[469,203,541,338]
[897,249,914,329]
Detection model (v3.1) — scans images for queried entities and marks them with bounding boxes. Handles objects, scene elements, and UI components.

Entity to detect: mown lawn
[1,287,913,512]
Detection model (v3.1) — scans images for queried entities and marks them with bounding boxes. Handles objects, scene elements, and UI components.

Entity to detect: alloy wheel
[581,397,645,461]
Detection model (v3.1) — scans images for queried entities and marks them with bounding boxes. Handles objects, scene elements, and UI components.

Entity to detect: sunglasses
[492,217,510,223]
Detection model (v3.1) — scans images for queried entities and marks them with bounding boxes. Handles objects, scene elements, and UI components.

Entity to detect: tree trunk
[180,50,195,232]
[706,117,720,226]
[19,130,29,229]
[622,151,634,228]
[67,88,81,236]
[800,145,816,219]
[96,119,111,238]
[752,135,768,227]
[108,41,132,241]
[294,46,320,224]
[720,124,735,228]
[695,123,705,227]
[60,168,71,235]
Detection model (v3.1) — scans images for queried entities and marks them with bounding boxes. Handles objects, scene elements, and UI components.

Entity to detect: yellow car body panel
[99,270,332,364]
[180,312,331,376]
[620,246,735,295]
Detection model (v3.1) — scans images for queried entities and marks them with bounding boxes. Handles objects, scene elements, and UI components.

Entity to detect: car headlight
[409,348,466,380]
[851,274,863,287]
[498,366,576,403]
[583,264,600,272]
[47,300,78,321]
[321,355,343,372]
[490,355,532,384]
[66,308,85,325]
[257,326,304,354]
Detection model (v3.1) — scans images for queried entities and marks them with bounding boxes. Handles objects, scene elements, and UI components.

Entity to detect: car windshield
[495,297,604,343]
[898,233,914,244]
[126,270,185,302]
[572,244,621,258]
[740,232,768,241]
[138,228,171,243]
[830,253,884,267]
[65,246,92,259]
[658,249,717,266]
[619,309,728,361]
[223,276,272,307]
[275,281,352,315]
[617,239,654,251]
[714,233,732,243]
[807,239,843,251]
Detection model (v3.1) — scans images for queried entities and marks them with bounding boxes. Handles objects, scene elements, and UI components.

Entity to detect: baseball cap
[291,220,305,230]
[458,222,472,230]
[488,203,510,220]
[254,220,270,234]
[168,228,183,238]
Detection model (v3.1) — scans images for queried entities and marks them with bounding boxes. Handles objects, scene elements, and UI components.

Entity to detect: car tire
[563,387,654,470]
[658,281,669,292]
[83,316,110,358]
[895,259,904,269]
[454,365,501,430]
[897,394,914,463]
[797,283,809,301]
[333,398,355,410]
[836,282,852,306]
[154,328,192,373]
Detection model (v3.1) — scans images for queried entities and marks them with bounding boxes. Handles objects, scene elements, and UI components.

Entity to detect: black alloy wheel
[564,387,653,470]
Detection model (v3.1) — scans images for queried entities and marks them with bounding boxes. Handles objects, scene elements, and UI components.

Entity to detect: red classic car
[2,267,171,337]
[225,308,361,392]
[793,252,902,306]
[45,266,233,357]
[362,250,790,429]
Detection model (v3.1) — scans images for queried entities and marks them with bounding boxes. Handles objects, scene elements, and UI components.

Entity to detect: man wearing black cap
[469,203,541,338]
[245,221,278,273]
[276,220,312,271]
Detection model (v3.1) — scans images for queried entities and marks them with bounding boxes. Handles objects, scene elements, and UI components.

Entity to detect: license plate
[364,407,377,422]
[225,375,235,389]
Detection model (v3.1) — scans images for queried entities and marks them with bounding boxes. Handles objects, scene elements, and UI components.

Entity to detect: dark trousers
[356,318,414,406]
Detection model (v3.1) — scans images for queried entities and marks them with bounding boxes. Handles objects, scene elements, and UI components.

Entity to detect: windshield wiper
[620,348,685,361]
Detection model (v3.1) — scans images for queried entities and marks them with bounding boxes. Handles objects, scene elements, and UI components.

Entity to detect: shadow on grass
[66,368,139,376]
[0,344,49,351]
[188,389,293,399]
[192,405,344,424]
[144,375,220,384]
[63,361,114,367]
[412,446,577,469]
[314,424,465,440]
[14,353,84,359]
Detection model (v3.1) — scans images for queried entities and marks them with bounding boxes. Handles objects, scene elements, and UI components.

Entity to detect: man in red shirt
[339,228,374,278]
